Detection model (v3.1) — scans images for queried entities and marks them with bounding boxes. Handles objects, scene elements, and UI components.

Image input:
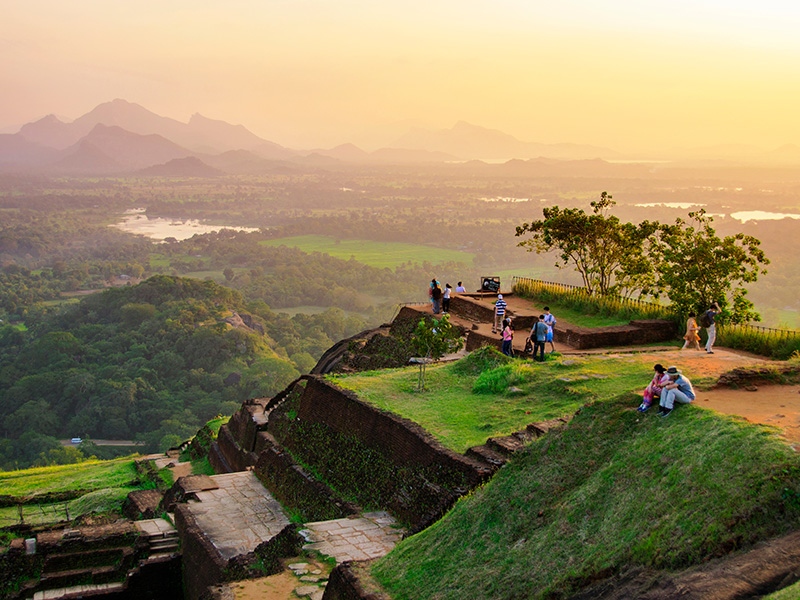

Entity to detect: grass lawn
[327,350,716,453]
[372,386,800,600]
[259,235,474,269]
[0,458,140,498]
[524,302,632,328]
[0,487,140,528]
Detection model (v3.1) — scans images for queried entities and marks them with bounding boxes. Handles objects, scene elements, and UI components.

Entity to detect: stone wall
[253,438,359,522]
[465,320,677,352]
[269,376,492,530]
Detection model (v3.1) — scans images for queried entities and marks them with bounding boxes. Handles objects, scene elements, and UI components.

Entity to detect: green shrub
[472,363,533,395]
[450,346,513,376]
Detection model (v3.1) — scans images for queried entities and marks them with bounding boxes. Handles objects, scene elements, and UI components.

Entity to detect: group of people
[429,279,467,315]
[492,294,557,360]
[639,363,695,417]
[682,301,721,354]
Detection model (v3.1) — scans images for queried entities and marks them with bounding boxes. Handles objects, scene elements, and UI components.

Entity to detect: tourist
[703,301,721,354]
[682,312,702,350]
[543,306,557,353]
[657,366,695,417]
[431,283,443,314]
[456,281,466,293]
[530,315,548,362]
[638,363,669,412]
[501,318,514,356]
[428,278,439,310]
[492,294,507,333]
[443,283,452,313]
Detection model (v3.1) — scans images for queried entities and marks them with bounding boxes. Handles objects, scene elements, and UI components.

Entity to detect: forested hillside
[0,276,315,469]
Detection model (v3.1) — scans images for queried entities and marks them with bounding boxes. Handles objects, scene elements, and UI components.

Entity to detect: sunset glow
[3,0,800,152]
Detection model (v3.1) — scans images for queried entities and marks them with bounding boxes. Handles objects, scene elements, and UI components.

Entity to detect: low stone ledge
[162,475,219,512]
[323,560,389,600]
[123,489,163,520]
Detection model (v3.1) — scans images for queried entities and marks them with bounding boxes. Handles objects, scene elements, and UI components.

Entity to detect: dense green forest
[0,275,378,469]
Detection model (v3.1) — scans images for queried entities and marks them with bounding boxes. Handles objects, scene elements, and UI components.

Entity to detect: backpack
[698,311,712,328]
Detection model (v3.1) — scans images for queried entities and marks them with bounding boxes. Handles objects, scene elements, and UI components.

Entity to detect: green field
[259,235,475,269]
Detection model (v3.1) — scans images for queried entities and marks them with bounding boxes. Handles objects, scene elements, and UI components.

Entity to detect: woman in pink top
[638,364,669,412]
[501,318,514,356]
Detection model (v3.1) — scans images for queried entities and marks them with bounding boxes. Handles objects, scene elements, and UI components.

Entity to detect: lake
[112,209,259,241]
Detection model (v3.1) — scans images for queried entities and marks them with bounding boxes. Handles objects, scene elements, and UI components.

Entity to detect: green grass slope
[372,397,800,599]
[328,349,716,453]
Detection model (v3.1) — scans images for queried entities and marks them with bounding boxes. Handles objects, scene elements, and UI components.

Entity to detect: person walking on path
[456,281,466,293]
[443,283,452,313]
[703,302,721,354]
[530,315,548,362]
[431,283,443,314]
[682,312,702,350]
[501,318,514,356]
[657,366,695,417]
[543,306,557,353]
[492,294,507,333]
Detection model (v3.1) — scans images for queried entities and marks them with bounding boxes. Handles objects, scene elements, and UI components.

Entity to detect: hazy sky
[3,0,800,152]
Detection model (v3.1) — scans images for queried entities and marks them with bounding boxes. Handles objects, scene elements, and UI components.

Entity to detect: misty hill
[51,124,194,174]
[17,98,295,157]
[391,121,621,161]
[0,133,60,168]
[135,156,224,177]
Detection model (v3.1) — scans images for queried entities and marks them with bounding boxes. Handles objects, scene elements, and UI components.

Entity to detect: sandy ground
[170,461,193,478]
[228,557,331,600]
[694,385,800,447]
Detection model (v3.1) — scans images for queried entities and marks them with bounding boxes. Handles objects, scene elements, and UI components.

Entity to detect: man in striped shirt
[492,294,507,333]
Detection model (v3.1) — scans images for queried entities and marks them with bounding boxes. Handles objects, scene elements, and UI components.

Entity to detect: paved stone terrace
[134,516,175,537]
[300,511,404,563]
[183,471,291,560]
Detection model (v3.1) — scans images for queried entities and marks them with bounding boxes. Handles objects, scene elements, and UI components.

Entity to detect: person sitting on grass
[657,366,695,418]
[638,363,668,412]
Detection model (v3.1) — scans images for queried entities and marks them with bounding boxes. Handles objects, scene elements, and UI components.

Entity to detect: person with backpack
[529,315,548,362]
[700,302,721,354]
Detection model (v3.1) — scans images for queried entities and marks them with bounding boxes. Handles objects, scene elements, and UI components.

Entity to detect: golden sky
[2,0,800,153]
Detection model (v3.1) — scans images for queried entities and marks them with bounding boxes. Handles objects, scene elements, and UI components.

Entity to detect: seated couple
[638,364,695,418]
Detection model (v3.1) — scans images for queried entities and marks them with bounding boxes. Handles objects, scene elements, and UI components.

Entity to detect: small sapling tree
[411,314,464,391]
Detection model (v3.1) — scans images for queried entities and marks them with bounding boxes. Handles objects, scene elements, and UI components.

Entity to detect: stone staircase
[134,518,180,557]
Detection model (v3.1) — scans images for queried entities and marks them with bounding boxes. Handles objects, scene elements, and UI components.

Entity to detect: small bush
[473,363,533,394]
[450,346,513,376]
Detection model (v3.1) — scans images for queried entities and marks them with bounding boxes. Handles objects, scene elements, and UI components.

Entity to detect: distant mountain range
[1,99,799,176]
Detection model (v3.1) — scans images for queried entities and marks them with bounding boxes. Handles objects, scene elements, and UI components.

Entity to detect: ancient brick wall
[174,504,228,600]
[253,440,357,522]
[269,376,491,530]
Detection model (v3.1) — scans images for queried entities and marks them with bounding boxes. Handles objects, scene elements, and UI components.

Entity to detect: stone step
[149,539,180,552]
[33,581,125,600]
[486,435,526,456]
[465,445,508,470]
[146,529,178,540]
[42,548,127,573]
[39,565,122,591]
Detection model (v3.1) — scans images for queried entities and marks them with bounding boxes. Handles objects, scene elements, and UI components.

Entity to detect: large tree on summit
[515,192,658,297]
[651,209,769,323]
